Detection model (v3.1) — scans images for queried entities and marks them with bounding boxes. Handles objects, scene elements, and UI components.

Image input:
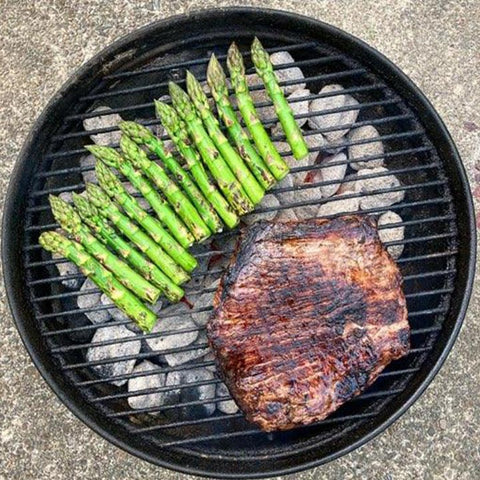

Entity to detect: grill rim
[2,7,476,478]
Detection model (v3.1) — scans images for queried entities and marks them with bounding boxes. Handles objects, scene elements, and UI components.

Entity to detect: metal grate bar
[64,83,387,122]
[134,411,377,434]
[25,170,444,222]
[38,283,455,341]
[102,41,319,80]
[51,97,405,145]
[95,366,423,404]
[57,325,440,372]
[74,348,430,388]
[80,68,368,102]
[109,388,405,420]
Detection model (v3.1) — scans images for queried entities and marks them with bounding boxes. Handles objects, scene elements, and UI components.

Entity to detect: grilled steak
[207,215,409,432]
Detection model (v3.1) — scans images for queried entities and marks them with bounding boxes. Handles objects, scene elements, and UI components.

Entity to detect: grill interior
[6,9,474,479]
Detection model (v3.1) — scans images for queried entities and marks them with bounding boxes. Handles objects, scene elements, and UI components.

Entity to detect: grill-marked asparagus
[49,194,160,304]
[227,42,289,180]
[73,193,184,302]
[86,182,190,286]
[118,121,222,235]
[186,70,265,205]
[251,37,308,160]
[207,54,276,190]
[95,161,196,275]
[86,144,194,249]
[39,231,157,332]
[169,81,254,215]
[155,100,239,229]
[118,136,211,243]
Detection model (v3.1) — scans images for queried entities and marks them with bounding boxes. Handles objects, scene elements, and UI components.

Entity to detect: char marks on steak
[207,215,409,432]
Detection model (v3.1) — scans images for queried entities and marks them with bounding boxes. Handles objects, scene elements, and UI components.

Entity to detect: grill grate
[5,9,474,478]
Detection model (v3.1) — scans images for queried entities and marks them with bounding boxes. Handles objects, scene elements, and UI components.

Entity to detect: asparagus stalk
[226,42,289,180]
[155,100,239,229]
[118,136,211,243]
[85,144,194,249]
[186,70,265,205]
[251,37,308,160]
[72,193,184,302]
[86,182,190,286]
[118,121,222,235]
[39,231,157,332]
[49,194,160,304]
[169,81,254,215]
[94,161,196,274]
[207,54,276,190]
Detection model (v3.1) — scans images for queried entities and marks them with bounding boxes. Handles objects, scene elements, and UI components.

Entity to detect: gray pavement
[1,1,479,479]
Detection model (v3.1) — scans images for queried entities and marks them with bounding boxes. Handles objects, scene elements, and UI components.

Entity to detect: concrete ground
[1,1,479,479]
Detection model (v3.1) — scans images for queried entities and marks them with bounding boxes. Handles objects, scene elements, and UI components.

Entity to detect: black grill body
[2,8,475,479]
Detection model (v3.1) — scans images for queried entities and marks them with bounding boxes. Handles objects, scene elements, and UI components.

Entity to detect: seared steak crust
[207,216,409,432]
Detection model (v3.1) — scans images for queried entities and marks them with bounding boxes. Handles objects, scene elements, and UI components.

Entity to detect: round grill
[3,8,475,478]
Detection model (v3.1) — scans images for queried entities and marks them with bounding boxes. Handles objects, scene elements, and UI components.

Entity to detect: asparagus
[207,54,276,191]
[169,81,254,215]
[226,42,289,180]
[118,121,222,235]
[72,193,184,302]
[86,182,190,286]
[186,70,265,205]
[251,37,308,160]
[49,194,160,304]
[94,161,196,274]
[118,136,211,243]
[155,100,239,229]
[39,231,157,331]
[86,144,194,249]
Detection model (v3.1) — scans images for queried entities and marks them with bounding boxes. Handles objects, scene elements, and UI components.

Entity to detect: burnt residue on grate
[8,10,471,477]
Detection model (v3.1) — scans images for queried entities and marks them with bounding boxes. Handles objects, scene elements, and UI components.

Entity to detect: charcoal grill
[2,7,476,479]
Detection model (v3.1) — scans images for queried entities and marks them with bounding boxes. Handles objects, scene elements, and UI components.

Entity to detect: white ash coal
[242,194,280,225]
[164,331,210,367]
[318,192,360,217]
[270,50,306,94]
[127,360,167,410]
[86,325,141,386]
[53,252,82,289]
[348,125,384,170]
[80,154,97,185]
[377,211,405,259]
[316,152,348,198]
[145,305,198,354]
[164,367,216,419]
[216,382,239,414]
[355,167,404,210]
[307,84,359,141]
[83,106,122,146]
[78,278,110,324]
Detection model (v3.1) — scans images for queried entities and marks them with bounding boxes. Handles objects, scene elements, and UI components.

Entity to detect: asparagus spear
[155,100,239,229]
[86,182,190,286]
[118,136,211,243]
[85,144,194,249]
[72,193,184,302]
[95,161,196,274]
[186,70,265,205]
[49,194,160,304]
[251,37,308,160]
[39,231,157,331]
[227,42,289,180]
[169,81,254,215]
[207,54,276,191]
[118,121,222,235]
